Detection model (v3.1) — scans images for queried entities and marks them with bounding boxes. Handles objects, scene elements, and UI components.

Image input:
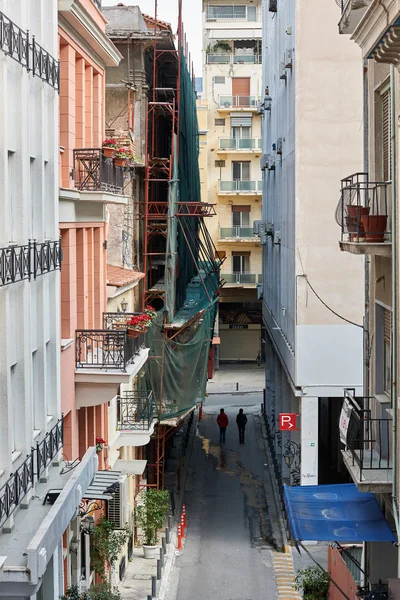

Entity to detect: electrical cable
[302,275,364,330]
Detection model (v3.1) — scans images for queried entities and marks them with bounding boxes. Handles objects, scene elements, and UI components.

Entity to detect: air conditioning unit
[284,49,293,69]
[253,220,262,235]
[107,475,128,529]
[222,99,233,108]
[267,154,275,171]
[269,0,277,12]
[276,137,283,155]
[258,221,267,245]
[257,101,264,115]
[260,154,269,171]
[273,230,281,245]
[280,63,287,81]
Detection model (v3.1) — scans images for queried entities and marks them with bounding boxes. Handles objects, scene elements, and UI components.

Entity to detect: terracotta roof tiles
[107,265,145,288]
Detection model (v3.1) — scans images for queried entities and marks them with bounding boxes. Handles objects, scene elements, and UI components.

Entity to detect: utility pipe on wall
[390,64,400,576]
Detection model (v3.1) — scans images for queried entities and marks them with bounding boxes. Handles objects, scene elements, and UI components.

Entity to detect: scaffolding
[143,0,223,489]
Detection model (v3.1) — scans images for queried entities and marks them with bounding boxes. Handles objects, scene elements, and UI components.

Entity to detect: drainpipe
[390,63,400,576]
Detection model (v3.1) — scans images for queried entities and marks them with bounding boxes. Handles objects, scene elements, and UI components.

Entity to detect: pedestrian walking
[217,408,228,443]
[236,408,247,444]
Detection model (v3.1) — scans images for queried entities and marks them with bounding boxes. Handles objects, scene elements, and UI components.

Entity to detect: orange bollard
[182,504,187,529]
[177,524,183,550]
[180,514,186,538]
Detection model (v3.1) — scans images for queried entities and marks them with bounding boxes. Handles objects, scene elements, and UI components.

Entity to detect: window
[206,5,246,19]
[247,6,257,20]
[232,252,250,273]
[214,77,225,85]
[232,125,251,139]
[232,161,250,180]
[376,304,391,396]
[215,118,225,126]
[384,309,391,395]
[232,205,250,227]
[215,160,225,168]
[382,88,391,182]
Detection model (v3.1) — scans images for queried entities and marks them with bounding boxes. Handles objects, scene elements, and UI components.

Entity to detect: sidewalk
[207,362,265,394]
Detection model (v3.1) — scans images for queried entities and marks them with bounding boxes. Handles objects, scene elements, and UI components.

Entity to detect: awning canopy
[284,483,396,544]
[84,470,122,500]
[114,459,147,475]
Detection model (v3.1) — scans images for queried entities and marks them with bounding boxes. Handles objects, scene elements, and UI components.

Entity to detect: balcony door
[232,205,250,227]
[232,252,250,274]
[232,77,250,106]
[232,161,250,181]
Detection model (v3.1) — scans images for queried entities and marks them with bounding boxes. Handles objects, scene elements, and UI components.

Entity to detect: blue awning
[284,483,396,544]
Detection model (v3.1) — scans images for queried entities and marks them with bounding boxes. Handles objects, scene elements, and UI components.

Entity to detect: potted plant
[90,517,129,582]
[127,314,152,338]
[60,583,122,600]
[114,147,130,167]
[102,138,117,159]
[361,213,388,243]
[294,566,330,600]
[135,488,170,558]
[345,205,369,241]
[143,305,157,319]
[96,437,106,453]
[212,40,231,54]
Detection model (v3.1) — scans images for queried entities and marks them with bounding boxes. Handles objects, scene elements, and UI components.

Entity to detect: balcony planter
[346,206,369,241]
[127,327,147,338]
[127,314,152,338]
[102,138,117,159]
[114,157,127,167]
[361,214,388,242]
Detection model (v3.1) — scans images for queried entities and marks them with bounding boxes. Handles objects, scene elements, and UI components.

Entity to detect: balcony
[338,0,372,35]
[219,226,260,242]
[103,312,141,330]
[218,180,262,194]
[337,172,391,257]
[73,148,126,198]
[207,54,262,64]
[116,391,156,447]
[217,138,262,154]
[218,96,260,111]
[0,239,61,287]
[341,392,392,493]
[223,273,262,286]
[0,10,59,91]
[75,329,149,408]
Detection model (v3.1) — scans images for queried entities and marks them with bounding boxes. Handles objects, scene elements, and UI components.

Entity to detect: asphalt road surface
[165,394,280,600]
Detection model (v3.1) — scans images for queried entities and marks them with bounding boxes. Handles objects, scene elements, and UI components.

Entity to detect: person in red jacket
[217,408,229,443]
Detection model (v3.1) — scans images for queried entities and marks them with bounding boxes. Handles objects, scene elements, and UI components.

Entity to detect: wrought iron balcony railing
[336,172,391,243]
[73,148,124,194]
[0,416,63,529]
[218,95,260,108]
[207,54,262,64]
[0,239,61,287]
[117,391,154,431]
[218,180,263,192]
[218,138,262,151]
[75,329,145,371]
[344,394,392,480]
[219,226,256,238]
[223,273,262,284]
[103,312,141,330]
[0,11,59,91]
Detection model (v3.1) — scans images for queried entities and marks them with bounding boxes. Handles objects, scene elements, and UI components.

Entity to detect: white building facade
[261,0,365,486]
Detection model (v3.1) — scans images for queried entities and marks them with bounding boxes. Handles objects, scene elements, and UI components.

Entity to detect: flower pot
[127,328,141,338]
[114,157,126,167]
[346,205,369,241]
[143,544,159,559]
[361,214,388,243]
[102,146,115,158]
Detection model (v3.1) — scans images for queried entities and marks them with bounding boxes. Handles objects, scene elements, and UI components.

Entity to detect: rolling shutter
[382,89,391,182]
[232,77,250,96]
[231,112,252,127]
[384,308,391,344]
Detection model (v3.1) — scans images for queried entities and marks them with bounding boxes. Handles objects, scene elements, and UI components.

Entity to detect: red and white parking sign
[279,413,297,431]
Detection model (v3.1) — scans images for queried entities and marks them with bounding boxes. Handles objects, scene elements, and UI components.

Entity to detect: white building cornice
[352,0,400,57]
[59,0,123,67]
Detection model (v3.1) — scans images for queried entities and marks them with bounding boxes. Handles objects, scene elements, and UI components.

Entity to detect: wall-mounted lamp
[80,516,95,535]
[120,297,128,313]
[70,536,79,554]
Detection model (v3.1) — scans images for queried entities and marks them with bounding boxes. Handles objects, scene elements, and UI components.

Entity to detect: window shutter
[382,89,391,182]
[215,118,225,126]
[215,160,225,167]
[232,251,251,256]
[214,76,225,84]
[231,113,252,127]
[384,309,391,344]
[232,77,250,96]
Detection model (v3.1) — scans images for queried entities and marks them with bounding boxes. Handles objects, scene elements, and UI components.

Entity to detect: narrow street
[166,394,282,600]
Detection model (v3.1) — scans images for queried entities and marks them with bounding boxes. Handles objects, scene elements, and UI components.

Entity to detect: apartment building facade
[202,0,263,363]
[337,0,400,586]
[260,0,364,490]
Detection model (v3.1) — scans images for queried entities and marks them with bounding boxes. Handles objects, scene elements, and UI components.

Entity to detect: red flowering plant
[102,138,118,148]
[143,305,157,319]
[96,437,107,452]
[114,146,131,159]
[127,314,152,331]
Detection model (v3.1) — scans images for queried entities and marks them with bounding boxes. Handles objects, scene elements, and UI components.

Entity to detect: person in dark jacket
[217,408,229,443]
[236,408,248,444]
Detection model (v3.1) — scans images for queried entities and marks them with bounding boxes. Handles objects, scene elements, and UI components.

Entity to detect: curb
[158,414,198,599]
[207,389,264,396]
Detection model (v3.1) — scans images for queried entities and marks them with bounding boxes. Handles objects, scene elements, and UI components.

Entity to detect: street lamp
[80,516,95,535]
[120,297,128,312]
